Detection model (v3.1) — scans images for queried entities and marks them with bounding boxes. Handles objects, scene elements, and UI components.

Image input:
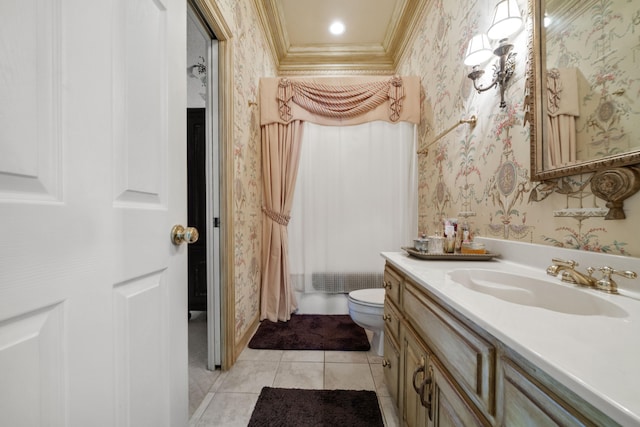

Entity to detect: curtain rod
[416,115,477,156]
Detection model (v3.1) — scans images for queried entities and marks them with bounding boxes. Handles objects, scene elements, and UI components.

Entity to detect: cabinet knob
[382,314,392,322]
[382,359,391,368]
[383,280,392,290]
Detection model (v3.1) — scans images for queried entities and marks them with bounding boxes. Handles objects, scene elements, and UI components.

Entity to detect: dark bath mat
[248,387,384,427]
[248,314,371,351]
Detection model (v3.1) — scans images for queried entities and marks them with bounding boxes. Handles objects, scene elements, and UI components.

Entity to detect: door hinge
[213,217,220,228]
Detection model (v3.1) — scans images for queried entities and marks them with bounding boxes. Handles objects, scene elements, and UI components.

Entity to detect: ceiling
[253,0,429,74]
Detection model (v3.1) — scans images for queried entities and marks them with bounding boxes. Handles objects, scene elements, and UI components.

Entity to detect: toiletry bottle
[461,220,470,244]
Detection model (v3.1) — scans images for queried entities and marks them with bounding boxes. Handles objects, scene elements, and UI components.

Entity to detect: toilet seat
[348,288,384,307]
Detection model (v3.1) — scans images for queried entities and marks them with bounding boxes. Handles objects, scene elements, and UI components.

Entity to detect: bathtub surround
[248,387,385,427]
[248,314,370,351]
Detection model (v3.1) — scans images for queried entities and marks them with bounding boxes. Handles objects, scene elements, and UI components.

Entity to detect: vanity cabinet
[383,262,618,427]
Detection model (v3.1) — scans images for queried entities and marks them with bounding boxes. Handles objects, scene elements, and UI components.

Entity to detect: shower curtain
[288,121,417,294]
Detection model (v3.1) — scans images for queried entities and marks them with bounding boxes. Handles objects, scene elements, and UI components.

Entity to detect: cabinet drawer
[383,265,402,306]
[383,298,401,343]
[403,279,495,418]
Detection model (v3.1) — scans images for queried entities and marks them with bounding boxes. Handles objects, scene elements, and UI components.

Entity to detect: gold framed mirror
[527,0,640,182]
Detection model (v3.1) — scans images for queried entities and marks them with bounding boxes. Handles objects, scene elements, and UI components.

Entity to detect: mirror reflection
[531,0,640,179]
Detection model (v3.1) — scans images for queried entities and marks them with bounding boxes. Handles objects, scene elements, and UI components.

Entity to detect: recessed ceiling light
[329,21,345,35]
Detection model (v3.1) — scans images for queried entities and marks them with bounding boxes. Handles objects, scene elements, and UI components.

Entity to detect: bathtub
[294,291,349,315]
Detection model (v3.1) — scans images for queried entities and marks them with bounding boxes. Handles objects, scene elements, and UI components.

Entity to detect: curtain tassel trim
[388,76,404,122]
[262,206,291,226]
[277,78,294,122]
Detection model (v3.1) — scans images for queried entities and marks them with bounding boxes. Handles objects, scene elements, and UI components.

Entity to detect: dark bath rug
[248,387,384,427]
[248,314,371,351]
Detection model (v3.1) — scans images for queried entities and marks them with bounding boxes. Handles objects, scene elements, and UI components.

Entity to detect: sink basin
[447,269,627,317]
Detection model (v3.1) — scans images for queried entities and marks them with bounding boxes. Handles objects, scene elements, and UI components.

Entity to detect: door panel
[113,271,169,427]
[113,0,168,206]
[0,0,61,201]
[0,0,187,426]
[0,304,65,427]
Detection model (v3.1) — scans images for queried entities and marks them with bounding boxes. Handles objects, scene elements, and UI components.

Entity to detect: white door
[0,1,188,426]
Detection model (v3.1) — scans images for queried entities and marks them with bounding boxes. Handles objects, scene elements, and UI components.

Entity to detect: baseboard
[233,312,260,364]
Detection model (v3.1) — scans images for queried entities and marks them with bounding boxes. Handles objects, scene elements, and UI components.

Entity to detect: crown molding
[253,0,430,74]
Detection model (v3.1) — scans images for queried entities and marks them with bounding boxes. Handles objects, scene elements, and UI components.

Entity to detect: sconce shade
[487,0,522,40]
[464,34,493,66]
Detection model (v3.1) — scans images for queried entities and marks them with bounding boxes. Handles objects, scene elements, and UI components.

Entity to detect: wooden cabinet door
[429,358,491,427]
[383,330,401,407]
[402,326,430,427]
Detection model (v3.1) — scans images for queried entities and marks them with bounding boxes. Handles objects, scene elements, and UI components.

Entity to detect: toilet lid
[348,288,385,305]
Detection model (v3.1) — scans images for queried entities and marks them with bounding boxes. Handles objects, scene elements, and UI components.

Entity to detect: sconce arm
[468,69,500,93]
[466,40,516,108]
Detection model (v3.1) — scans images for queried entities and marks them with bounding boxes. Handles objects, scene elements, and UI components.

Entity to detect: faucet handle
[546,258,575,277]
[595,266,638,294]
[551,258,578,268]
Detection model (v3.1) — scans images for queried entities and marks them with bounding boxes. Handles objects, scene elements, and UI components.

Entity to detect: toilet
[347,288,385,356]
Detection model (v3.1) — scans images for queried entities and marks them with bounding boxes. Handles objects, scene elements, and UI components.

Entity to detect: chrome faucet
[546,258,638,294]
[546,258,596,288]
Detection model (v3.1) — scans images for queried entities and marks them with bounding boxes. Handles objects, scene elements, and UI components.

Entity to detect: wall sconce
[465,0,522,108]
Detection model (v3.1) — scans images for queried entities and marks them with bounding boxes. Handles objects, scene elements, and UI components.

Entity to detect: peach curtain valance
[260,76,420,126]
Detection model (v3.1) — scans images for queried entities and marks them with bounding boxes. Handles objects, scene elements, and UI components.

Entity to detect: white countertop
[382,239,640,426]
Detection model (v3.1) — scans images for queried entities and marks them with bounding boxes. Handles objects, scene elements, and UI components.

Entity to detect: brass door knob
[171,225,199,245]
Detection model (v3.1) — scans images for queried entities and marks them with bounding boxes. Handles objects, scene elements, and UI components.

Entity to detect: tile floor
[188,312,399,427]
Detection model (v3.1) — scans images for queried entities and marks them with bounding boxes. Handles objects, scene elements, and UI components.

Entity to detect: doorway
[187,3,223,415]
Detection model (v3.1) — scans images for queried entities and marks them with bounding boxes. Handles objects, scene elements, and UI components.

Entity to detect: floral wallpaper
[397,0,640,257]
[214,0,276,344]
